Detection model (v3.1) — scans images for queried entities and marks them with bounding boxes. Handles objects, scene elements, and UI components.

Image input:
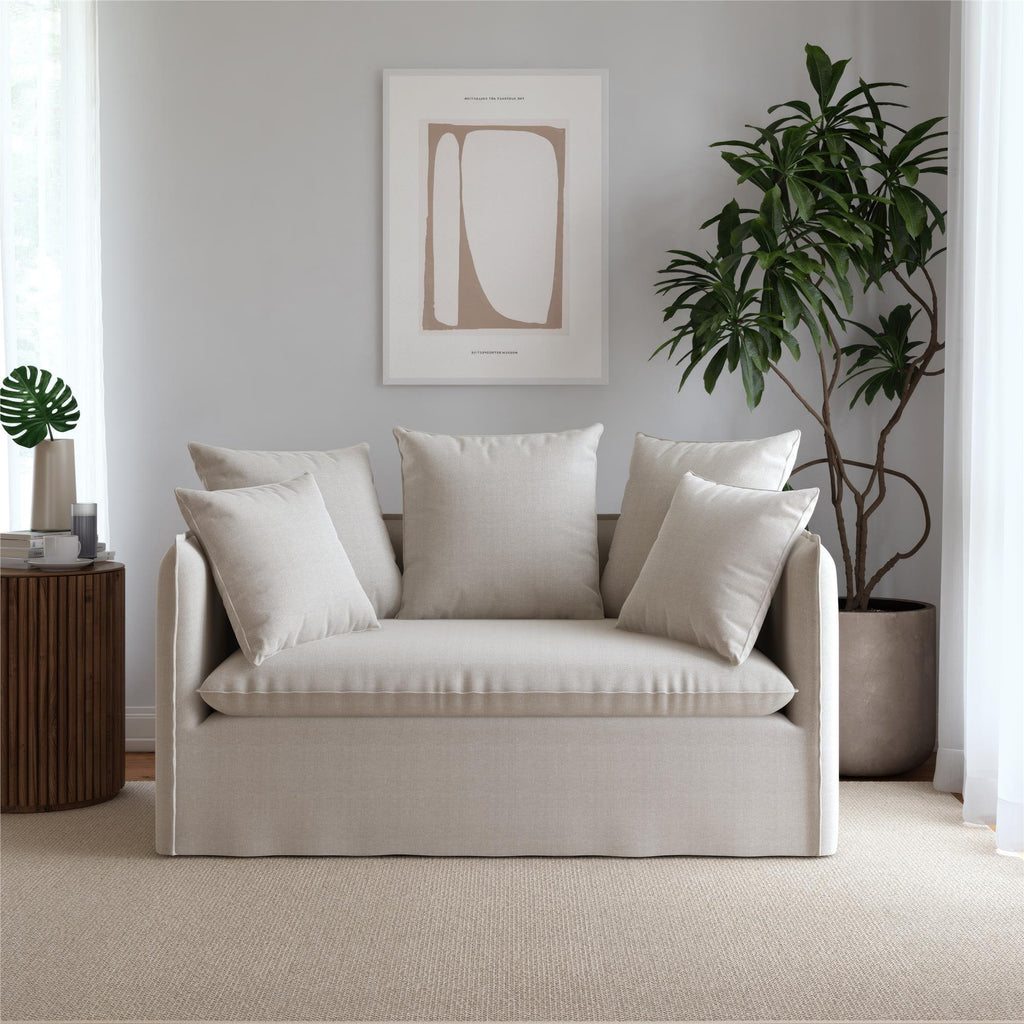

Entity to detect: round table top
[1,560,124,580]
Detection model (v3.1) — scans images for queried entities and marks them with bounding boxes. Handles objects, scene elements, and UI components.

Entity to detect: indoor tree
[655,44,947,611]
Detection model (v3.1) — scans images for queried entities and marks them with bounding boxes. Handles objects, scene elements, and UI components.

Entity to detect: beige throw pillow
[601,430,801,616]
[617,472,818,665]
[188,441,401,617]
[175,473,379,665]
[394,425,605,619]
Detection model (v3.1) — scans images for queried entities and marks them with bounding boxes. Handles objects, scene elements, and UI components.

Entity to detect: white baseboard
[126,706,155,752]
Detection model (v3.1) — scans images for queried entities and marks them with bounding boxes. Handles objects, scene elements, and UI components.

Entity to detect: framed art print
[383,69,608,385]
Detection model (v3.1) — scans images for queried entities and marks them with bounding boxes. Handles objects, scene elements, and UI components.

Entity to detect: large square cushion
[199,619,795,718]
[394,425,604,619]
[188,441,401,618]
[601,431,801,616]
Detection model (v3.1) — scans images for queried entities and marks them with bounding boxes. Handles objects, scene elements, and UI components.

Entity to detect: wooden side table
[1,561,125,812]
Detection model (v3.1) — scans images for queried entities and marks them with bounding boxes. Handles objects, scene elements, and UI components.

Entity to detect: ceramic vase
[31,439,77,531]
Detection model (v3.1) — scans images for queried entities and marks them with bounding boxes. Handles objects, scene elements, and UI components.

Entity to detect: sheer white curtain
[0,0,109,541]
[936,0,1023,854]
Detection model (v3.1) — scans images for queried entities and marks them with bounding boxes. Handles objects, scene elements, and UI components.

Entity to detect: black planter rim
[837,597,935,614]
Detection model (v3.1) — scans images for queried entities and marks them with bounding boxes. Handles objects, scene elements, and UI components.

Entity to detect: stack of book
[1,531,116,568]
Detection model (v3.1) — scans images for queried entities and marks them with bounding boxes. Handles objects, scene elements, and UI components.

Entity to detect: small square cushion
[617,472,818,665]
[394,425,605,619]
[188,441,401,618]
[175,473,379,665]
[601,430,801,616]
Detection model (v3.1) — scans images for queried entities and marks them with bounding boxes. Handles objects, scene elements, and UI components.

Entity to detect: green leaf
[836,271,855,314]
[749,215,778,252]
[889,116,947,164]
[739,349,765,409]
[703,345,731,393]
[717,199,742,255]
[785,252,826,276]
[760,185,784,234]
[859,78,887,131]
[767,99,813,118]
[788,177,815,220]
[780,331,802,360]
[727,335,740,371]
[824,242,851,279]
[805,44,836,107]
[776,276,802,330]
[825,131,846,161]
[721,151,773,191]
[677,348,705,388]
[791,273,824,315]
[818,214,868,246]
[893,187,927,237]
[901,165,920,186]
[827,58,851,104]
[810,179,851,211]
[746,329,771,373]
[0,366,80,448]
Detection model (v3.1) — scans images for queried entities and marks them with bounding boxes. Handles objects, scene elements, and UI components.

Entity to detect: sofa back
[382,513,620,573]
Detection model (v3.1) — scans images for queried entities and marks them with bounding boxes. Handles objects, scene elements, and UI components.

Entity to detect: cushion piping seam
[198,686,798,697]
[814,538,825,856]
[169,537,180,856]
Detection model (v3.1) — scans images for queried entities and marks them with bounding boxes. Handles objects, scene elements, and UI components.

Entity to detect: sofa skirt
[160,711,828,858]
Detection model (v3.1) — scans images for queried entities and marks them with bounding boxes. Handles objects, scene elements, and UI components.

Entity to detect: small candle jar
[71,502,98,558]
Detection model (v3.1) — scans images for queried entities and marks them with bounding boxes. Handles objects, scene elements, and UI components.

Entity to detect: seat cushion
[199,619,795,718]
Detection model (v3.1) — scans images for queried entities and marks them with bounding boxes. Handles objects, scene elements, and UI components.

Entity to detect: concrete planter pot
[31,439,77,531]
[838,599,936,777]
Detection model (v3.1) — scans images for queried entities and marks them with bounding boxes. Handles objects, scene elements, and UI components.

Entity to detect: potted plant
[654,45,946,775]
[1,365,80,530]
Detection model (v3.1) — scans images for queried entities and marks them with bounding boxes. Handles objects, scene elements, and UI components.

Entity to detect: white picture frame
[383,69,608,385]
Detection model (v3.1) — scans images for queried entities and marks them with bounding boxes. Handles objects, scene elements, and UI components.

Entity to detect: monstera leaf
[0,365,80,448]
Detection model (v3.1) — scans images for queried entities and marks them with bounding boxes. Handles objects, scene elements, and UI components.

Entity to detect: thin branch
[862,329,942,520]
[891,268,934,326]
[768,363,827,430]
[771,342,859,592]
[791,457,932,609]
[921,264,940,322]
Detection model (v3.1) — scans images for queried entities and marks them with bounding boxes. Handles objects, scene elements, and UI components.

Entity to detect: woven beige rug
[1,781,1021,1022]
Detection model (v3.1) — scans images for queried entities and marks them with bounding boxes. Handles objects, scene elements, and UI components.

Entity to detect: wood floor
[125,751,940,784]
[126,752,155,782]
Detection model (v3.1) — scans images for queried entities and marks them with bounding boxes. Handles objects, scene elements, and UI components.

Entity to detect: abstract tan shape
[422,123,566,332]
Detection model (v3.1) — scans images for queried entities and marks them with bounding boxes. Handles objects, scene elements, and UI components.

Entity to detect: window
[1,0,108,538]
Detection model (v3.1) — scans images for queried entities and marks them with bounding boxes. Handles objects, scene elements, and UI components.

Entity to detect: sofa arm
[757,531,839,854]
[155,533,236,853]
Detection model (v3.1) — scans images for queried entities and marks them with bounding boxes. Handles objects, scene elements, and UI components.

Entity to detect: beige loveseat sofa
[156,515,839,858]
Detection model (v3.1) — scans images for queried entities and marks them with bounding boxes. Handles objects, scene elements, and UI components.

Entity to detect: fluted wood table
[1,561,125,812]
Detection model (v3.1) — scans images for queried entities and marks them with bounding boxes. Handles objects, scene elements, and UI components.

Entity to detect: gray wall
[99,0,950,711]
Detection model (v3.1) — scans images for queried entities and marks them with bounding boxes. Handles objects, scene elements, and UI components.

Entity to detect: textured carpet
[1,782,1021,1022]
